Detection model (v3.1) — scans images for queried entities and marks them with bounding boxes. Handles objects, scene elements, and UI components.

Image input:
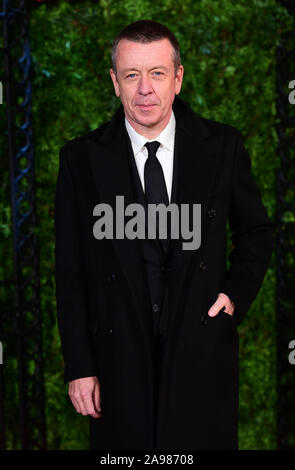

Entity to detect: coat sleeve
[220,130,275,326]
[54,143,98,383]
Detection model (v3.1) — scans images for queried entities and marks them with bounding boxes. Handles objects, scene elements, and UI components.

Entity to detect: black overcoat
[54,96,274,450]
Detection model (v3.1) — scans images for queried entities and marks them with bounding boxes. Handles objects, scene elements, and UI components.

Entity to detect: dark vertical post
[0,319,5,449]
[275,0,295,450]
[0,0,46,449]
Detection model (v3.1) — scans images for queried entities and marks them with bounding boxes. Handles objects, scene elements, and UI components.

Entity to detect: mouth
[136,104,156,111]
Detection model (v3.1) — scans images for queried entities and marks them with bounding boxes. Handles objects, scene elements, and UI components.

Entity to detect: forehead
[115,38,174,70]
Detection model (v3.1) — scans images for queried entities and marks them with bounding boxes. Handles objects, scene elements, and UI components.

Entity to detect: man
[54,20,274,450]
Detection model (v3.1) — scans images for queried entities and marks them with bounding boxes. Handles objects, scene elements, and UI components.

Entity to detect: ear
[175,65,184,96]
[110,68,120,97]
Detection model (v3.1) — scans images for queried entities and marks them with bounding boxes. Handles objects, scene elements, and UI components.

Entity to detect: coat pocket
[219,309,237,324]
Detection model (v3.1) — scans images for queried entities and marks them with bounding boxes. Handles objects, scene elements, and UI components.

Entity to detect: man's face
[110,38,184,135]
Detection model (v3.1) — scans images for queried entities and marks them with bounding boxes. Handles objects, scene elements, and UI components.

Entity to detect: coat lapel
[87,96,218,347]
[87,106,155,354]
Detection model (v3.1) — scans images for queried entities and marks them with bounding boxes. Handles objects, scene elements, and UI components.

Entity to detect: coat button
[200,314,208,325]
[161,265,168,273]
[152,303,160,312]
[199,261,207,271]
[208,208,216,218]
[107,328,113,335]
[106,273,117,282]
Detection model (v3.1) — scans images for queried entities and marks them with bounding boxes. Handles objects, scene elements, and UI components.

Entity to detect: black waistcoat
[123,125,179,338]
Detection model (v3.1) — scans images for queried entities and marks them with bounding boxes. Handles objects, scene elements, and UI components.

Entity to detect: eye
[152,71,163,76]
[127,73,137,78]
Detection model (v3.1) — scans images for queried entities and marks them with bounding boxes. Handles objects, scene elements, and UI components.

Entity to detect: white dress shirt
[124,111,176,203]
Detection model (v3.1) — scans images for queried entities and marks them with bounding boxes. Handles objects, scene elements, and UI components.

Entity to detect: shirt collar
[125,110,176,156]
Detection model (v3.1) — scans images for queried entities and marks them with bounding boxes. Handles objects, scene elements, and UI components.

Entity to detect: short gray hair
[111,20,181,77]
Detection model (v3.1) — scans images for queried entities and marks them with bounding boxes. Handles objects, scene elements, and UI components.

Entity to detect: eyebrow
[121,66,169,74]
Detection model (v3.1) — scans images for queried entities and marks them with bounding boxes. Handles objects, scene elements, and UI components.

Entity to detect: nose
[137,75,153,96]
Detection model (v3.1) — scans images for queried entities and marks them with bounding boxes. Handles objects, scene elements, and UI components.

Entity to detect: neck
[125,109,172,140]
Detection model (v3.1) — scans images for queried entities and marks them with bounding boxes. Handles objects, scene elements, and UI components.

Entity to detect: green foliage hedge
[0,0,293,449]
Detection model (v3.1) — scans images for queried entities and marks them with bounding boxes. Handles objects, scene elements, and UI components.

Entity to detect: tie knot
[144,141,161,158]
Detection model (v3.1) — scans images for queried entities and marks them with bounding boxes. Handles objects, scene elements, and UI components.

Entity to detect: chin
[134,111,161,127]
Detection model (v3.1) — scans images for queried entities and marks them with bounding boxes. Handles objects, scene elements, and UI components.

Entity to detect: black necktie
[144,141,170,245]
